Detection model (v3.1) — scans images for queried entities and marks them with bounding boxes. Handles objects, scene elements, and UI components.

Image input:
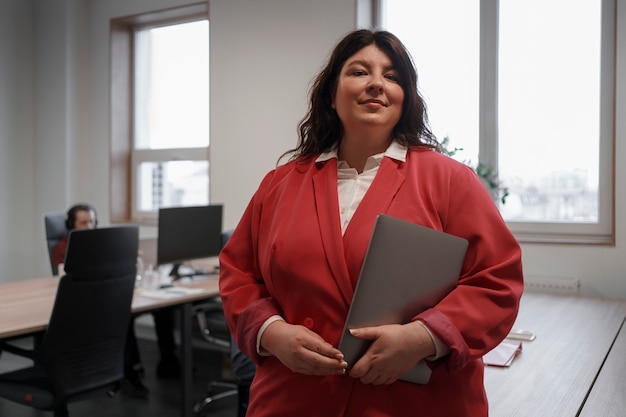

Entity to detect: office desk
[578,308,626,417]
[0,275,220,417]
[484,292,626,417]
[4,282,625,417]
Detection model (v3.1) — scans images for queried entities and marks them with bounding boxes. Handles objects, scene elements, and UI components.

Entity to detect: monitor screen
[157,205,223,277]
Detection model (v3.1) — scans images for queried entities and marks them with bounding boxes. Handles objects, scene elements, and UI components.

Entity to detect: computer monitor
[157,204,223,279]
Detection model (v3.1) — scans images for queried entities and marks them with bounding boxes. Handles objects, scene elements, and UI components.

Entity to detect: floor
[0,323,240,417]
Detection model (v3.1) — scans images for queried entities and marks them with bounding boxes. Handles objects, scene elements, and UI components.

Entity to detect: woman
[219,29,523,416]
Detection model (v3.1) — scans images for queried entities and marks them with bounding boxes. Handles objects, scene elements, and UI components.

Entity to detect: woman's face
[332,44,404,138]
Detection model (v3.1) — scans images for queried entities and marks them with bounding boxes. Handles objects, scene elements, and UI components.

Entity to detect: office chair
[193,229,254,417]
[7,212,67,361]
[0,226,139,417]
[44,212,68,276]
[192,299,253,417]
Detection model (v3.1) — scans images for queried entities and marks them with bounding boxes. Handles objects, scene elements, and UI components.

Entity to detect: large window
[111,3,209,223]
[378,0,615,244]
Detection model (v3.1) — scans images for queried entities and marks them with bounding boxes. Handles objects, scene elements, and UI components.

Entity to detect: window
[378,0,615,244]
[111,3,209,223]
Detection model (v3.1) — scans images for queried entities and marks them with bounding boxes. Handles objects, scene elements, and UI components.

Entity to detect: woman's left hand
[347,321,436,385]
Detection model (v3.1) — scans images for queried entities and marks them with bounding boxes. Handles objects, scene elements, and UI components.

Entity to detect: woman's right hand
[260,320,348,376]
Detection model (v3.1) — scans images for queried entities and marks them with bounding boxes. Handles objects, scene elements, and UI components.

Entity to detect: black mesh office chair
[193,229,254,417]
[192,299,253,417]
[0,226,139,417]
[44,212,68,275]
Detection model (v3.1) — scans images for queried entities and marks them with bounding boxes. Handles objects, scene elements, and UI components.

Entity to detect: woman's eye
[385,74,399,82]
[352,70,366,76]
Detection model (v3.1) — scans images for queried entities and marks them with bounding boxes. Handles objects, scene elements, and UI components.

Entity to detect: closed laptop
[338,214,468,384]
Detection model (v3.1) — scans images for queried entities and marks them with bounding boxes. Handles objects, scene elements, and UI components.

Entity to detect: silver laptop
[338,214,468,384]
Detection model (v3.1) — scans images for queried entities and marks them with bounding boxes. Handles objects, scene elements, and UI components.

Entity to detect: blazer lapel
[343,157,406,286]
[312,160,354,305]
[350,157,405,225]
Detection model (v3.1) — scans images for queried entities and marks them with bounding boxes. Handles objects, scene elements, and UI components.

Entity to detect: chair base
[193,380,246,417]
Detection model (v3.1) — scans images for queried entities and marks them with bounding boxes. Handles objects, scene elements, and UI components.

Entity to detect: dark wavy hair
[281,29,438,162]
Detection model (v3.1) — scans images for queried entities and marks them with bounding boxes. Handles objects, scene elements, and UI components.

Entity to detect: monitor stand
[169,263,189,281]
[169,262,218,281]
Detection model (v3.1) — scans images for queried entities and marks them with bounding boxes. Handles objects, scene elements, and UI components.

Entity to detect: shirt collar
[316,140,407,164]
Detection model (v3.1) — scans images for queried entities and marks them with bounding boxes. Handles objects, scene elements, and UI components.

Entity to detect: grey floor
[0,324,240,417]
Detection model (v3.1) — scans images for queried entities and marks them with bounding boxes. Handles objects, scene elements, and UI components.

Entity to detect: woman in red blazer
[219,29,523,417]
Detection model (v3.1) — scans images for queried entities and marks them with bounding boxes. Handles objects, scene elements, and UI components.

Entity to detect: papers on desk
[139,287,206,300]
[483,340,523,367]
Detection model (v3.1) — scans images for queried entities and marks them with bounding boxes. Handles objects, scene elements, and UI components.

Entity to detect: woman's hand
[347,321,436,385]
[260,320,348,376]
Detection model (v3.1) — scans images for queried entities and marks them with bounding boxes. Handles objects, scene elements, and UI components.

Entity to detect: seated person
[51,203,98,269]
[230,335,255,382]
[52,204,181,397]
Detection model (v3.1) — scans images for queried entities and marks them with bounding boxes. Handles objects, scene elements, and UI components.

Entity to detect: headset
[65,203,98,230]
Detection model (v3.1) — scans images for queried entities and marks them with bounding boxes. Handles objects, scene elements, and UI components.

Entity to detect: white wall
[0,0,36,280]
[1,0,626,301]
[209,0,356,229]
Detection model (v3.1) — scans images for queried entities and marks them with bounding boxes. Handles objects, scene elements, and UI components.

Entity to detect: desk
[484,292,626,417]
[579,310,626,417]
[0,276,220,417]
[5,283,625,416]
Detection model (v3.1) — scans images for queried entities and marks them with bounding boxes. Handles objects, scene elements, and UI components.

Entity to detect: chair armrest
[191,296,223,312]
[191,298,231,351]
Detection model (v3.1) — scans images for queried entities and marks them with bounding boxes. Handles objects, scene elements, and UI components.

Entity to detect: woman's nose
[367,77,384,93]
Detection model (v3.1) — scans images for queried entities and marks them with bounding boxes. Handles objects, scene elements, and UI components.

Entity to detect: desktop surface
[2,279,625,417]
[0,275,220,417]
[483,292,626,417]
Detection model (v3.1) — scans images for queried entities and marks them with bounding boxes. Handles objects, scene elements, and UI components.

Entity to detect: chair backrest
[44,212,68,275]
[64,226,138,278]
[40,226,138,403]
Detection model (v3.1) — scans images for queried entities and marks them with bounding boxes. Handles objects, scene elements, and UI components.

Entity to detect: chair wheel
[193,398,212,417]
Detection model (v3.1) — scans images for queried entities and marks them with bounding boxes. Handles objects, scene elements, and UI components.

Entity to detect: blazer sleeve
[416,163,524,372]
[219,170,284,364]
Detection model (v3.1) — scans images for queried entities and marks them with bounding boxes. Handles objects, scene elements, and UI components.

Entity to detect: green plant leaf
[438,136,509,204]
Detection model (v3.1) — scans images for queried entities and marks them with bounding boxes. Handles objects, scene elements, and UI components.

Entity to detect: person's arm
[219,168,347,376]
[417,162,523,371]
[417,321,450,359]
[218,182,279,364]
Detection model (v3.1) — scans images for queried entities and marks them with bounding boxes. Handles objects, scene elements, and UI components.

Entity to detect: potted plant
[439,136,509,205]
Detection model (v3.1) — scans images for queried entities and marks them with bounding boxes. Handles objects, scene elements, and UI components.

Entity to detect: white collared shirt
[316,140,407,234]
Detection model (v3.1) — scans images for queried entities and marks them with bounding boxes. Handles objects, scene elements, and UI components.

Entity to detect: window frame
[110,2,209,225]
[373,0,616,245]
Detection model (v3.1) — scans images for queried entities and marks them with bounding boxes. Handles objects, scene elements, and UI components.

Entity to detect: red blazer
[220,147,523,417]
